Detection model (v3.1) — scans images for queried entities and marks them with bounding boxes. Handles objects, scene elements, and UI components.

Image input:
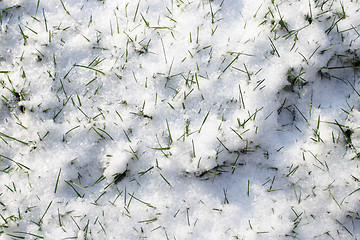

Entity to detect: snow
[0,0,360,239]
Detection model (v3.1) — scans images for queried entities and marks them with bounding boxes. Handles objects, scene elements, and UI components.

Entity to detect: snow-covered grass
[1,0,360,239]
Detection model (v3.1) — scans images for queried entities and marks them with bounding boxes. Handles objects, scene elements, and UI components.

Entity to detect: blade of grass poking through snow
[348,187,360,197]
[217,137,230,153]
[138,166,154,177]
[287,165,300,177]
[253,79,265,91]
[128,146,139,159]
[70,181,96,196]
[329,191,341,209]
[128,193,156,209]
[103,173,125,190]
[334,119,351,144]
[6,233,27,239]
[159,173,172,187]
[336,220,353,237]
[0,155,30,170]
[346,79,360,98]
[239,84,245,109]
[160,37,168,64]
[89,175,106,187]
[294,104,308,122]
[140,13,149,27]
[63,65,74,79]
[12,232,44,239]
[269,37,280,57]
[97,128,114,140]
[60,0,71,15]
[221,53,240,75]
[151,146,171,151]
[123,130,131,142]
[133,0,141,22]
[18,25,28,46]
[243,63,251,81]
[54,169,61,193]
[70,215,80,230]
[37,201,53,225]
[293,184,301,204]
[91,127,104,139]
[42,8,48,32]
[166,119,173,145]
[53,95,72,120]
[36,0,40,15]
[186,208,191,226]
[64,180,82,197]
[198,111,210,133]
[209,1,214,23]
[138,218,158,224]
[223,188,229,204]
[73,64,105,75]
[0,132,28,145]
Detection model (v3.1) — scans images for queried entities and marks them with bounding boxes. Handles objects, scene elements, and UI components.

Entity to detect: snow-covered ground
[1,0,360,239]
